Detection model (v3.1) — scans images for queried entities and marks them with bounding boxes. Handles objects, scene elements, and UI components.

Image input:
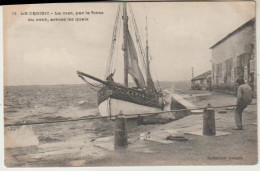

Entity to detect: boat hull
[98,97,162,117]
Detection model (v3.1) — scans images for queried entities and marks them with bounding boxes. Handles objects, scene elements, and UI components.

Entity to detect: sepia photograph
[2,0,258,167]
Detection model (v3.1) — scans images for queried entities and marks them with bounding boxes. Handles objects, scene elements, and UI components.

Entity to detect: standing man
[233,78,253,130]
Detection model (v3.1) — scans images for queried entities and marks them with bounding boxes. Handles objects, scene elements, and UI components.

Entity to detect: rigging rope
[78,75,102,92]
[105,4,122,78]
[111,8,122,74]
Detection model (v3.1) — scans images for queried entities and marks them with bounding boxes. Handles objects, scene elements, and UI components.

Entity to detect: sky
[3,1,255,86]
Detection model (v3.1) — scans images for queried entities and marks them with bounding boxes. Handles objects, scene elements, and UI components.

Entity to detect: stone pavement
[89,92,258,166]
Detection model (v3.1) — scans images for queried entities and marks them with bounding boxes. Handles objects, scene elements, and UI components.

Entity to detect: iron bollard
[114,114,127,150]
[203,104,216,136]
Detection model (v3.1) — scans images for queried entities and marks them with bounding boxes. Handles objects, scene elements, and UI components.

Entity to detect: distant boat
[77,3,165,118]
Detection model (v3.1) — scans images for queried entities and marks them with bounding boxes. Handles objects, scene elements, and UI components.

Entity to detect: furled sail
[125,30,146,88]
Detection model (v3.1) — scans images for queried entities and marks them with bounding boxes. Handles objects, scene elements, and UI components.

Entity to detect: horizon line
[3,80,191,87]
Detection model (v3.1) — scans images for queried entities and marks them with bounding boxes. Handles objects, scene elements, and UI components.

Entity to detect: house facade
[210,18,256,93]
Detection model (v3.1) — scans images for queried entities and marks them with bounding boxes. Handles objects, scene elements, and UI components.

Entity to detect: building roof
[191,70,211,81]
[209,17,255,49]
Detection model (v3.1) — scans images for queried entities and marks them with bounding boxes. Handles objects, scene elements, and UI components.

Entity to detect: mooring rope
[4,116,114,127]
[4,103,256,127]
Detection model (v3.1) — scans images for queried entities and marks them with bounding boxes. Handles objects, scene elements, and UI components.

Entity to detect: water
[5,126,39,148]
[4,85,99,125]
[4,82,190,166]
[4,85,117,166]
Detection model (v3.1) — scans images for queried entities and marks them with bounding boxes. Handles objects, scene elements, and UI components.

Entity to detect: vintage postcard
[2,0,258,167]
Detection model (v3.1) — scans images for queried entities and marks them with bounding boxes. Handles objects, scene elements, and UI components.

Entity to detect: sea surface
[4,85,99,126]
[4,85,115,155]
[3,82,191,166]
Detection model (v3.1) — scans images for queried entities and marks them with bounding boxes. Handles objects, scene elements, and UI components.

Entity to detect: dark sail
[146,67,155,90]
[125,30,146,88]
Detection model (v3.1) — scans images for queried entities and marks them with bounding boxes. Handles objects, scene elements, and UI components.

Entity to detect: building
[210,18,256,93]
[191,70,211,90]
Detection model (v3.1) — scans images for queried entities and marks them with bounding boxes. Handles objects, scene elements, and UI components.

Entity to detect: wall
[211,20,256,92]
[191,79,206,90]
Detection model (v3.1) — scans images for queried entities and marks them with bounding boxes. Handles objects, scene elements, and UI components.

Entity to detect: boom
[77,70,107,85]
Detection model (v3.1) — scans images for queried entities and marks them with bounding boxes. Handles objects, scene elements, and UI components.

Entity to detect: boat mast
[145,16,156,90]
[122,3,129,87]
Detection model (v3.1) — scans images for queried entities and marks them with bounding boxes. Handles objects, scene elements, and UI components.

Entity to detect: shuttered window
[225,58,232,76]
[216,63,222,77]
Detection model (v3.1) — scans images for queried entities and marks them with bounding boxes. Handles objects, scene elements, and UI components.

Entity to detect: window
[225,58,232,76]
[224,58,233,83]
[216,63,222,77]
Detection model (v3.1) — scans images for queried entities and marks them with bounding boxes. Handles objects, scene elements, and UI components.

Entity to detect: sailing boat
[77,3,164,117]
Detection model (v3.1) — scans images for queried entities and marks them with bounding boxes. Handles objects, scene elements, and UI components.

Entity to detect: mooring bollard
[203,104,216,136]
[114,114,127,150]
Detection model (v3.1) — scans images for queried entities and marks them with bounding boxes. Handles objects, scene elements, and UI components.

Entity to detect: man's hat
[236,78,245,85]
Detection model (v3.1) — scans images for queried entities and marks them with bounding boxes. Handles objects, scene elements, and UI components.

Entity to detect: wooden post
[203,104,216,136]
[122,3,129,87]
[114,115,127,150]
